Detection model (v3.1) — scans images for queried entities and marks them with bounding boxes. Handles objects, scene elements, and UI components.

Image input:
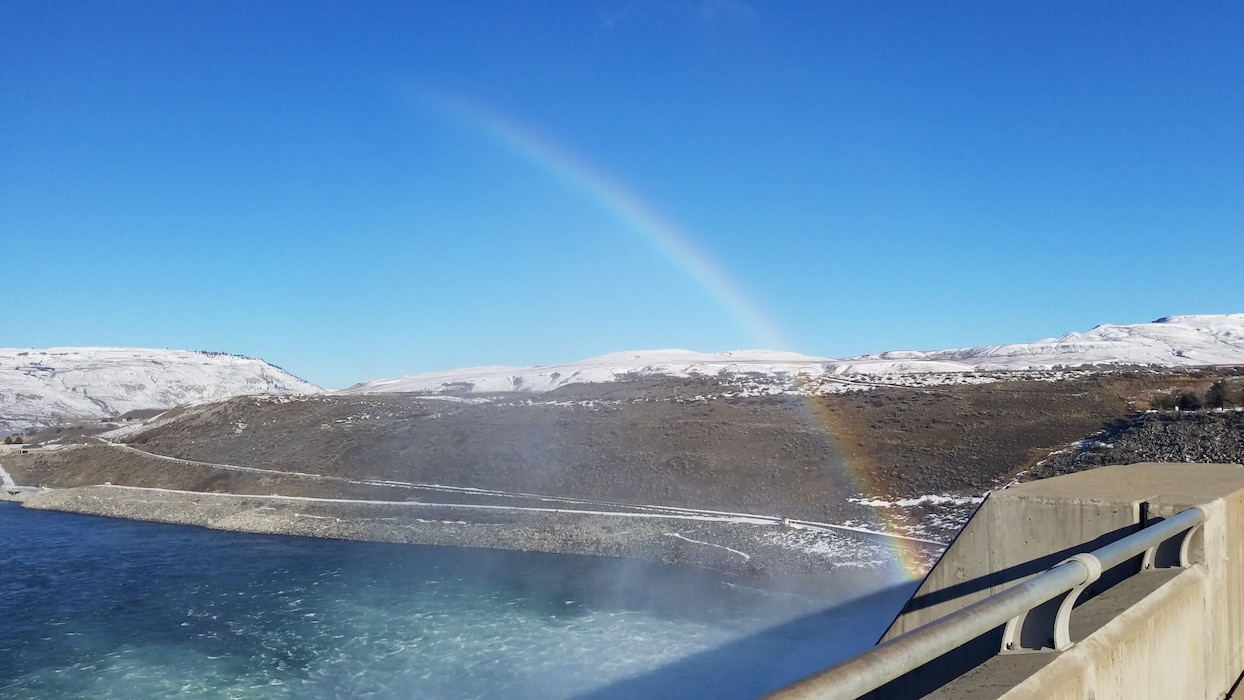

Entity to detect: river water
[0,502,912,698]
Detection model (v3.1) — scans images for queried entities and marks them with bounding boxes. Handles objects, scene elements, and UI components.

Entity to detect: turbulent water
[0,503,912,698]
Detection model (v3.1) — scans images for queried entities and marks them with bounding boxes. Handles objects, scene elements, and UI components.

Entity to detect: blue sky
[2,1,1241,388]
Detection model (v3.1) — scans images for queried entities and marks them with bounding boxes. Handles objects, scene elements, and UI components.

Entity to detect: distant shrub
[1151,392,1179,410]
[1151,389,1216,411]
[1177,392,1203,411]
[1205,381,1230,409]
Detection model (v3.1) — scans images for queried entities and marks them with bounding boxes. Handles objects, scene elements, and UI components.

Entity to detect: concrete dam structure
[769,462,1244,699]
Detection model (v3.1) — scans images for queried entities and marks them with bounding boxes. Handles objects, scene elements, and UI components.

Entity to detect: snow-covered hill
[8,315,1240,428]
[343,349,838,395]
[342,314,1244,396]
[846,314,1244,370]
[0,348,321,431]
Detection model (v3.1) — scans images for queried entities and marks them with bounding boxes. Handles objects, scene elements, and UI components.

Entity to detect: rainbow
[417,93,784,349]
[416,93,932,581]
[802,398,938,579]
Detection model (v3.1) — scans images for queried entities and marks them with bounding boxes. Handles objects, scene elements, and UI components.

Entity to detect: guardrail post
[1050,553,1102,650]
[1000,554,1102,653]
[1177,523,1201,567]
[1141,517,1203,569]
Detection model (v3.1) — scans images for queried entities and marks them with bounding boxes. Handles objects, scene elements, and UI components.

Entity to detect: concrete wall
[1000,565,1209,699]
[876,463,1244,699]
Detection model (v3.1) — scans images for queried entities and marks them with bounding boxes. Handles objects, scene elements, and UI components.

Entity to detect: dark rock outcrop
[1024,410,1244,481]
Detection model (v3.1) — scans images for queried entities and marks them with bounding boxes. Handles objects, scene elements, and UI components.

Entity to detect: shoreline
[6,485,938,591]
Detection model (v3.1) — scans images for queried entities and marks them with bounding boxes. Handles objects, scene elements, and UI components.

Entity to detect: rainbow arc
[418,93,930,581]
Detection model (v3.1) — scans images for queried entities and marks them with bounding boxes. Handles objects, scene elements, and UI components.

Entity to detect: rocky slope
[1022,409,1244,481]
[15,369,1242,522]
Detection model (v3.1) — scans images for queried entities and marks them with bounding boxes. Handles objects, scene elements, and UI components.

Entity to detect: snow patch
[663,532,752,560]
[760,529,890,569]
[849,494,985,508]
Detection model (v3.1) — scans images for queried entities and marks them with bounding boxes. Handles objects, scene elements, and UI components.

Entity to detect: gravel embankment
[11,485,939,585]
[1023,410,1244,481]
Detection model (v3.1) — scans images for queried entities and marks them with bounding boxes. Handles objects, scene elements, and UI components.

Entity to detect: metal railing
[764,506,1206,700]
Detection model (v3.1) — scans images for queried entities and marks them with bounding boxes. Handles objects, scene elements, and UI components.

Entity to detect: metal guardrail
[765,506,1207,700]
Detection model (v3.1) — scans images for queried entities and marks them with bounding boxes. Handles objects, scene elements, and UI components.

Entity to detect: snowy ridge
[0,348,321,431]
[343,314,1244,396]
[7,315,1241,426]
[851,314,1244,369]
[342,349,838,394]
